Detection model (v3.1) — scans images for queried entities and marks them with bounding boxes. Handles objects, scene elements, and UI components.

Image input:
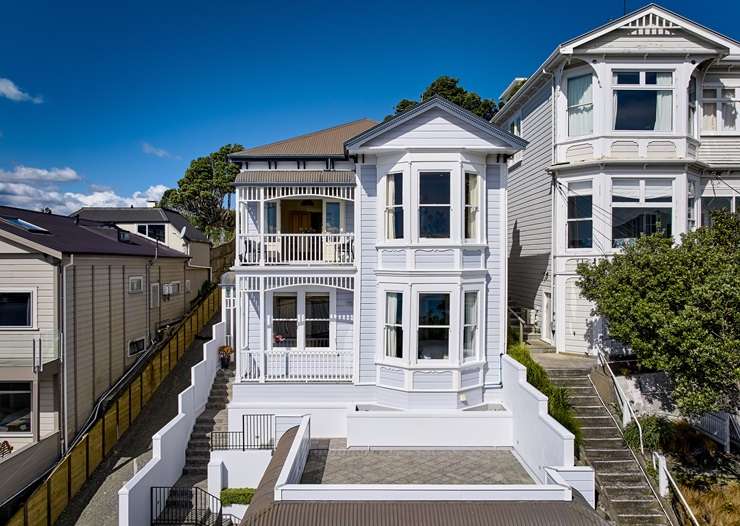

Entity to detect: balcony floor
[300,438,534,485]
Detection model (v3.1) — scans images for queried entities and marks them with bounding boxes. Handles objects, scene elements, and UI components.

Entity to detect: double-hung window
[701,195,738,226]
[417,293,450,360]
[464,173,480,240]
[567,181,593,249]
[462,291,478,362]
[385,173,403,239]
[384,292,403,359]
[0,291,33,328]
[272,293,331,350]
[613,71,673,132]
[688,77,697,138]
[612,178,673,248]
[0,382,31,433]
[702,87,738,132]
[567,74,594,137]
[272,294,298,348]
[305,294,330,348]
[419,172,451,239]
[687,180,697,231]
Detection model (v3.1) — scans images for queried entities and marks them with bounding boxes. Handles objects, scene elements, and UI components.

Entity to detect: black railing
[210,413,274,451]
[151,486,223,525]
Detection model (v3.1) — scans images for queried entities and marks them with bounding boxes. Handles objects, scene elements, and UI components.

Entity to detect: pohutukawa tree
[576,210,740,417]
[388,76,499,121]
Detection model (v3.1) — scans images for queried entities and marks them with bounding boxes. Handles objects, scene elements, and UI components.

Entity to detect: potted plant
[219,345,234,368]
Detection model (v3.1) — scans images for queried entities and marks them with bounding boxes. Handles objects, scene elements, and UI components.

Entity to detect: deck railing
[237,233,354,266]
[239,349,353,382]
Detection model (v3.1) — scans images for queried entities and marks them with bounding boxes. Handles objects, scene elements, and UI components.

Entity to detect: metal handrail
[652,452,700,526]
[507,306,525,344]
[597,350,644,454]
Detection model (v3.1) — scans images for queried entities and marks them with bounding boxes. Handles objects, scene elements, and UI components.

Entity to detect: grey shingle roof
[241,428,609,526]
[229,119,377,159]
[0,206,188,259]
[72,207,210,243]
[235,171,355,185]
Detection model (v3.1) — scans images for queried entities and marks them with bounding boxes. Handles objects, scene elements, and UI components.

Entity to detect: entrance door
[542,292,552,343]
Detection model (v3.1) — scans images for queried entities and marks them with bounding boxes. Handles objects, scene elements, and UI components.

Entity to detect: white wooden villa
[493,3,740,355]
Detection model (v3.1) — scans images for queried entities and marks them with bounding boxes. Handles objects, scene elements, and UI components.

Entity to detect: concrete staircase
[547,368,669,526]
[182,366,234,477]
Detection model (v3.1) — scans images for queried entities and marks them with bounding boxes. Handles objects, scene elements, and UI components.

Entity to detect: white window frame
[463,171,482,242]
[128,276,144,294]
[611,69,675,133]
[566,73,594,137]
[701,85,739,134]
[384,172,404,241]
[137,223,167,243]
[383,291,405,361]
[128,337,146,357]
[0,381,33,435]
[150,283,160,309]
[0,287,37,330]
[509,114,522,136]
[610,177,675,249]
[417,169,453,242]
[461,288,482,363]
[267,288,336,352]
[566,180,594,252]
[322,200,345,234]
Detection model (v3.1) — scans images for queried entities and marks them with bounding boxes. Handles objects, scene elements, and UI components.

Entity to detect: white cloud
[0,165,80,182]
[142,142,175,159]
[0,78,43,104]
[0,182,168,215]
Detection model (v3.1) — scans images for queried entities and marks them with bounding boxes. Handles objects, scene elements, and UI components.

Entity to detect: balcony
[239,349,353,382]
[237,233,355,266]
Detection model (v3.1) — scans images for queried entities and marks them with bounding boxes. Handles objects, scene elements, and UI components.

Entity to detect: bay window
[384,292,403,359]
[464,173,480,240]
[567,74,594,137]
[0,383,31,433]
[702,87,738,132]
[0,291,32,328]
[272,294,298,348]
[613,71,673,132]
[385,173,404,240]
[687,180,697,231]
[701,196,735,226]
[612,178,673,248]
[567,181,593,249]
[417,293,450,360]
[419,172,450,239]
[462,291,478,361]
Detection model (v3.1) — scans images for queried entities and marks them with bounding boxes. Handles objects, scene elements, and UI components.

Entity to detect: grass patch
[508,343,583,452]
[220,487,255,506]
[681,482,740,526]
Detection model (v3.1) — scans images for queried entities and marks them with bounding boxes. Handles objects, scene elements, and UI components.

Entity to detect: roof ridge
[240,118,376,153]
[0,204,75,221]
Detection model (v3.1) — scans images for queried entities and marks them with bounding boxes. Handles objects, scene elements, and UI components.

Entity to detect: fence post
[655,453,668,497]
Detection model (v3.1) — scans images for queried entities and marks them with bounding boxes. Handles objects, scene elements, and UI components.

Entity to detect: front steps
[547,368,669,526]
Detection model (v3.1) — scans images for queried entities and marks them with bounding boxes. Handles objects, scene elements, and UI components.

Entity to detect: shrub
[623,415,674,452]
[220,487,255,506]
[508,343,583,452]
[681,483,740,526]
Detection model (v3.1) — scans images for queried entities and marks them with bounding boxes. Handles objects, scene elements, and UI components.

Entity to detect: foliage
[387,76,499,121]
[576,210,740,416]
[681,482,740,526]
[159,144,244,239]
[220,487,255,506]
[508,343,583,451]
[623,415,674,452]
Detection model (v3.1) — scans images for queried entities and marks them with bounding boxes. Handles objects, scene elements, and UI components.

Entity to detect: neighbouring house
[0,206,208,505]
[493,3,740,355]
[73,205,212,279]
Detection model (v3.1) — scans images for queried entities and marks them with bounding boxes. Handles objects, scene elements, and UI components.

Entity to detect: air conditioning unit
[525,308,537,326]
[161,284,172,296]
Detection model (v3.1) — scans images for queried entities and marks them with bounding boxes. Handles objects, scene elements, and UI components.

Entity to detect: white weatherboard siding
[485,164,505,385]
[335,290,353,353]
[564,278,593,355]
[698,136,740,166]
[358,164,378,384]
[506,83,553,323]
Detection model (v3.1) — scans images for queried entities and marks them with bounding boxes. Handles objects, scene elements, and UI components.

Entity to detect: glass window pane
[644,179,673,203]
[722,89,735,98]
[703,89,717,98]
[386,208,404,239]
[614,90,672,131]
[464,292,477,325]
[272,321,297,347]
[701,197,732,226]
[703,103,717,131]
[387,173,402,206]
[465,208,477,239]
[612,179,641,202]
[386,292,403,324]
[137,224,147,235]
[419,207,450,238]
[385,326,403,358]
[568,195,592,219]
[418,328,449,360]
[612,208,672,248]
[568,220,593,249]
[0,292,31,327]
[463,327,476,360]
[420,172,450,204]
[273,295,297,318]
[149,224,165,242]
[722,102,737,131]
[0,383,31,433]
[266,203,278,234]
[615,71,640,84]
[325,203,341,234]
[419,294,450,325]
[305,321,329,347]
[305,294,329,319]
[465,174,479,207]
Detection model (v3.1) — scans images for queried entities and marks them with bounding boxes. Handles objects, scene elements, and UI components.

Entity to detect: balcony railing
[239,349,353,382]
[237,233,354,266]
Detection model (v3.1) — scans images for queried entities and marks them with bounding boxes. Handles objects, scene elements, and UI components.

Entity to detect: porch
[239,349,353,382]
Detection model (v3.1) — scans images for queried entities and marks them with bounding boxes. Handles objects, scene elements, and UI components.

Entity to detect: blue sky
[1,0,739,213]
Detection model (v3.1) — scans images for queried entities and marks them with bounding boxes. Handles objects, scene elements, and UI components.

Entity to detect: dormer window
[567,74,593,137]
[613,71,673,132]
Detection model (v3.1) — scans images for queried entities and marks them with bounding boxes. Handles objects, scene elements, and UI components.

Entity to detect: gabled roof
[345,95,528,152]
[230,119,378,159]
[73,207,210,243]
[0,206,188,259]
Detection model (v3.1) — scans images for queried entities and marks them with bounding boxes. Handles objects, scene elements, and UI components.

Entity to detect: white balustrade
[237,233,354,266]
[239,349,353,382]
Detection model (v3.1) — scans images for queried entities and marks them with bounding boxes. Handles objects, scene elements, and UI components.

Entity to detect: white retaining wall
[118,321,225,526]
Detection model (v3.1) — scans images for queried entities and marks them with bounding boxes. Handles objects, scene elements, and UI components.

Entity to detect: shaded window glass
[0,383,31,433]
[418,293,450,360]
[385,173,403,239]
[325,202,341,234]
[463,292,478,361]
[419,172,451,239]
[0,292,31,327]
[612,208,672,248]
[615,72,640,84]
[568,195,592,219]
[148,224,165,242]
[273,295,297,348]
[701,197,732,226]
[614,90,672,131]
[568,221,593,249]
[266,202,278,234]
[419,173,450,204]
[384,292,403,359]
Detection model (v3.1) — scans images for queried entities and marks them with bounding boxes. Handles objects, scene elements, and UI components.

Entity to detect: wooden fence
[210,240,234,282]
[7,288,221,526]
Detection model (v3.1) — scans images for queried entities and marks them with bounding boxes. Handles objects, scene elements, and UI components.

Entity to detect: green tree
[576,211,740,416]
[388,76,498,121]
[160,144,243,240]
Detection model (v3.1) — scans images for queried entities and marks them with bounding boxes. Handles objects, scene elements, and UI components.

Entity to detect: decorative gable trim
[345,95,528,152]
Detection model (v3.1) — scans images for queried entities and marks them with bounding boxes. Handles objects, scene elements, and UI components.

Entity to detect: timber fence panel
[103,407,117,456]
[7,508,24,526]
[161,345,170,377]
[118,388,130,437]
[49,457,69,523]
[25,484,47,526]
[69,438,87,496]
[142,364,153,404]
[88,420,103,475]
[130,376,142,422]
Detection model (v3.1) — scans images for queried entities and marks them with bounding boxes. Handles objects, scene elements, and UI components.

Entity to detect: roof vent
[118,230,131,243]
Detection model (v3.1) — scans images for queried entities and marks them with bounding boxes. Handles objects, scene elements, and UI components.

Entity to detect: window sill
[376,360,486,370]
[700,131,740,137]
[0,327,37,332]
